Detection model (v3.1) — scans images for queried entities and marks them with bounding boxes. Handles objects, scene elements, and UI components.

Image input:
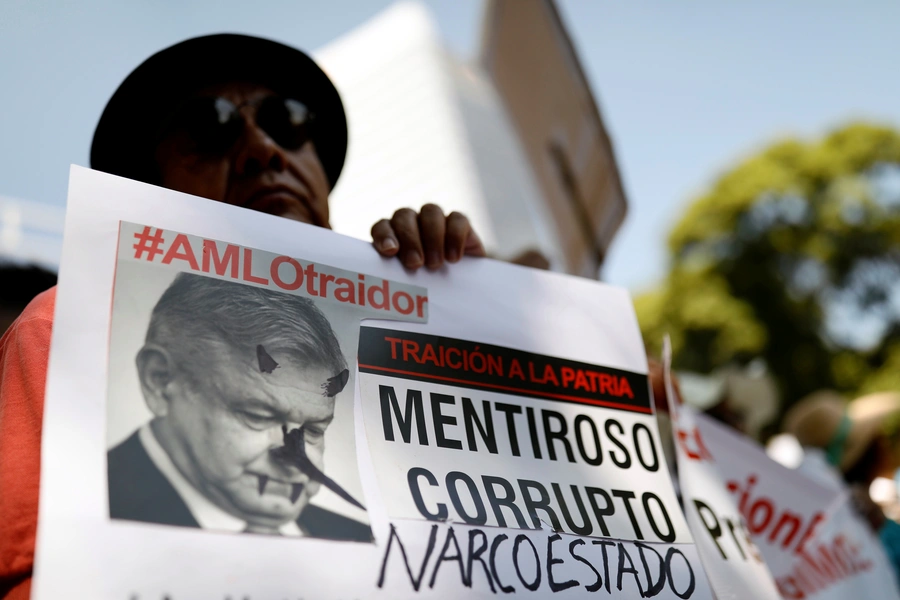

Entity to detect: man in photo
[108,273,369,541]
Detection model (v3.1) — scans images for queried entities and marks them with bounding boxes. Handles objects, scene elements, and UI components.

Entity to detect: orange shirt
[0,287,55,600]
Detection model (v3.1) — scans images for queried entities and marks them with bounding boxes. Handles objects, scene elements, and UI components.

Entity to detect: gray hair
[145,273,346,383]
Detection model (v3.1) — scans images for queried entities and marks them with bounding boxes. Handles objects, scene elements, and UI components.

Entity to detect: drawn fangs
[291,483,305,503]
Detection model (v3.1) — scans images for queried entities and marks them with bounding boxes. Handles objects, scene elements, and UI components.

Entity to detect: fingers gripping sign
[371,205,486,271]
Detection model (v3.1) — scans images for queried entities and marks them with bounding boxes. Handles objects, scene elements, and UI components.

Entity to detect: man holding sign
[0,33,484,598]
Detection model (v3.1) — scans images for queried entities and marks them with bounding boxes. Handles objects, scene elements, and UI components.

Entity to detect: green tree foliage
[637,123,900,413]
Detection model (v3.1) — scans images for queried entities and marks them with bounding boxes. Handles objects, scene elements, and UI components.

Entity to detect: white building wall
[316,2,500,252]
[449,60,564,265]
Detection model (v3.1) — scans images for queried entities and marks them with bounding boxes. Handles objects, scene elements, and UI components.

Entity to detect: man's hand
[371,204,486,270]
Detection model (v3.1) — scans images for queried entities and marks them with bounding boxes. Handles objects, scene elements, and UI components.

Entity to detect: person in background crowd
[0,265,57,336]
[0,33,487,600]
[675,362,780,440]
[784,390,900,582]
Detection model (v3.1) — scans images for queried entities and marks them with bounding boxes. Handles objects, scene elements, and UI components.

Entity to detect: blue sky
[2,1,899,291]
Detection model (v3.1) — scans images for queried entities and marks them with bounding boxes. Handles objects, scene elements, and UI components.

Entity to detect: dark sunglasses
[163,95,315,154]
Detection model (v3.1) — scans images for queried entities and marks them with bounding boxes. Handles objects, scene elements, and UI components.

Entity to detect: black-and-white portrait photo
[106,262,371,542]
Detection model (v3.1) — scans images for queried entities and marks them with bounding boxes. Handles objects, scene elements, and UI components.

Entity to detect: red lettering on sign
[202,240,239,277]
[162,234,199,270]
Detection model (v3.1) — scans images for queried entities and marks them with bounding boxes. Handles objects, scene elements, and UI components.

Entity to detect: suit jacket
[108,431,372,542]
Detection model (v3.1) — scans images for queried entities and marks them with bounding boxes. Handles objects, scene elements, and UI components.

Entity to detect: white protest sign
[795,450,899,597]
[359,328,703,598]
[661,340,781,600]
[33,166,714,599]
[696,412,900,599]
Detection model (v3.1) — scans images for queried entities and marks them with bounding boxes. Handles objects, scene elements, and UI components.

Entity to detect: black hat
[90,33,347,188]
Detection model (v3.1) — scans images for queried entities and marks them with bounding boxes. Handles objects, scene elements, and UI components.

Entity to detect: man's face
[154,81,332,227]
[157,347,337,529]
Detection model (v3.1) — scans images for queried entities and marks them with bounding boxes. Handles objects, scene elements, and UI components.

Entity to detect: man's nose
[266,423,303,449]
[233,118,287,177]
